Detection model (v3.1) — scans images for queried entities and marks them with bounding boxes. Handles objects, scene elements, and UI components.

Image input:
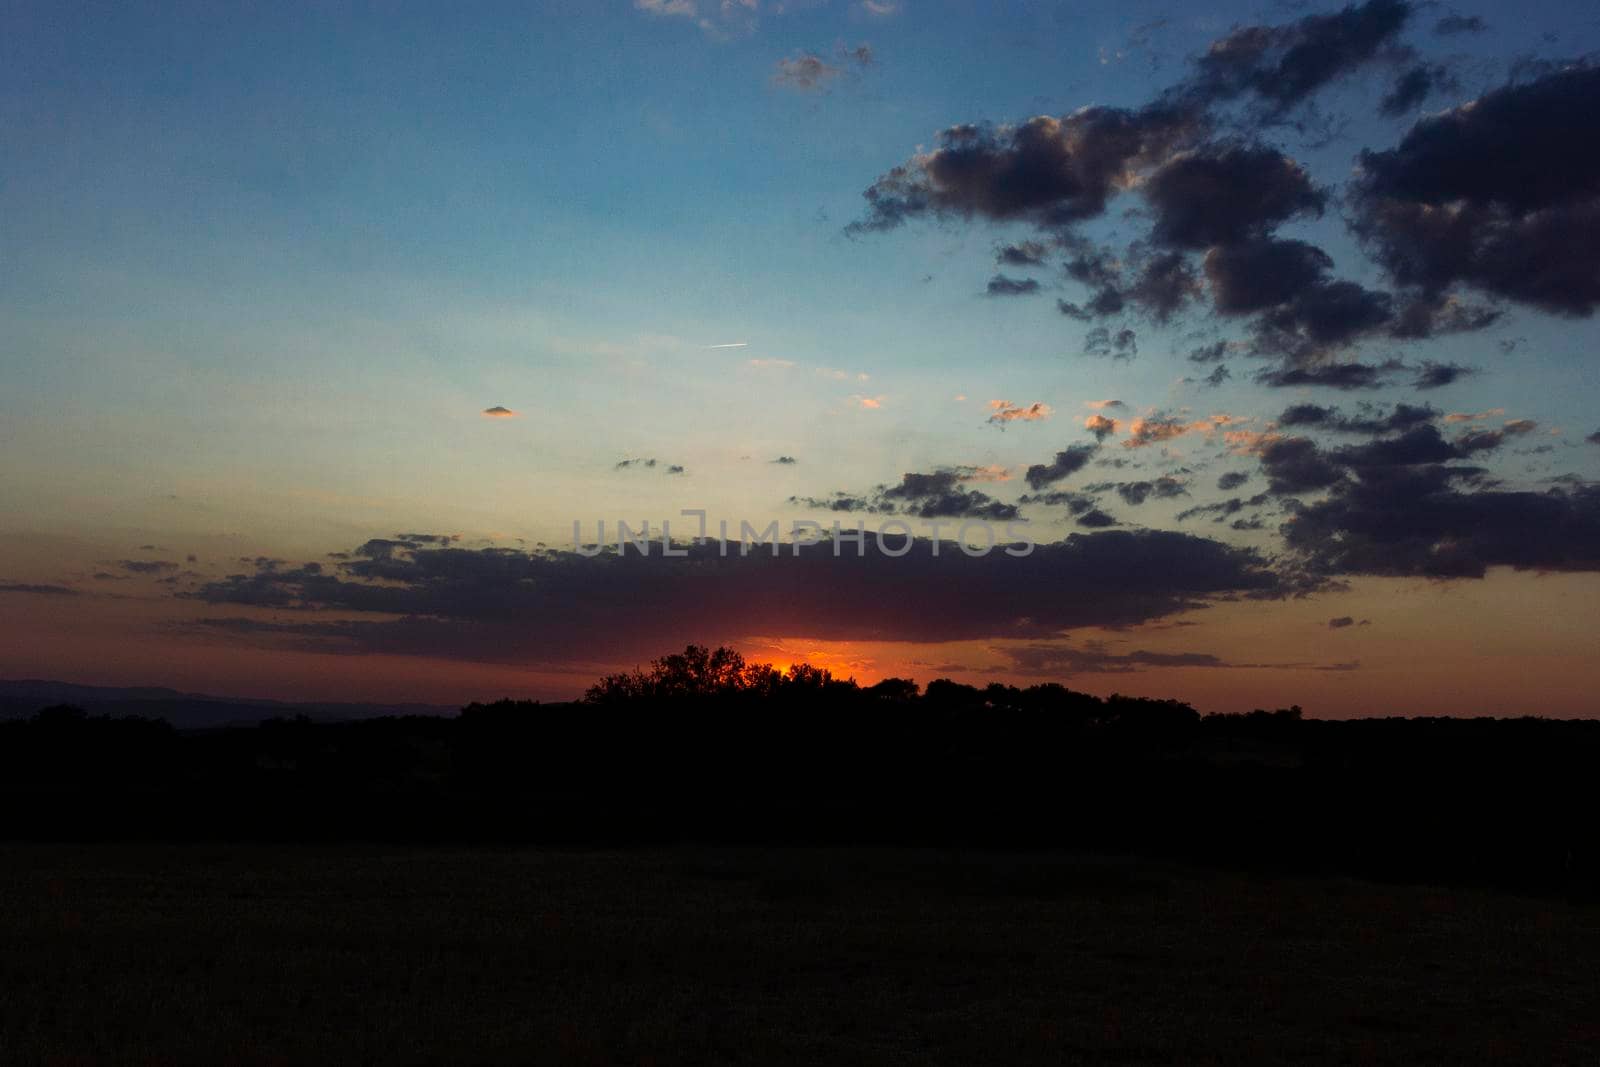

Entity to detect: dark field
[2,846,1597,1065]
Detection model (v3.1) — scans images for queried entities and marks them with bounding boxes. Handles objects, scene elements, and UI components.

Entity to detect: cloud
[1255,361,1401,390]
[185,529,1286,663]
[773,44,873,93]
[1379,62,1455,117]
[1217,471,1250,491]
[616,458,686,474]
[1084,476,1190,506]
[1276,401,1439,435]
[988,400,1052,425]
[747,357,796,368]
[1144,144,1326,249]
[1327,616,1355,628]
[0,581,79,597]
[1284,471,1600,579]
[1182,0,1416,116]
[116,560,180,575]
[851,395,884,409]
[1087,399,1128,411]
[845,104,1203,235]
[1587,430,1600,445]
[986,274,1041,296]
[1123,412,1242,450]
[635,0,696,16]
[996,240,1050,266]
[1024,444,1099,489]
[997,640,1357,677]
[795,467,1023,521]
[1351,65,1600,317]
[1084,326,1138,360]
[481,406,517,418]
[1259,437,1347,495]
[1411,361,1477,390]
[772,456,798,465]
[1085,414,1121,441]
[1434,14,1486,36]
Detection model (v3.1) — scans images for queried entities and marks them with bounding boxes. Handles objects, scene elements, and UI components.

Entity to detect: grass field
[1,846,1596,1064]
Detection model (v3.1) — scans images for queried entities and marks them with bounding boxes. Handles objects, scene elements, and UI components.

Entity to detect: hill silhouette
[3,645,1596,891]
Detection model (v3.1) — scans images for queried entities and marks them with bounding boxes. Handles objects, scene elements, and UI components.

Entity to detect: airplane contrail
[706,342,749,348]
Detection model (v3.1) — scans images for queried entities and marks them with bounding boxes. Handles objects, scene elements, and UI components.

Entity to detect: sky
[2,0,1598,715]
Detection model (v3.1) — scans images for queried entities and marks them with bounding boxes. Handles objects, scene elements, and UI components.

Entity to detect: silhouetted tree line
[2,647,1596,893]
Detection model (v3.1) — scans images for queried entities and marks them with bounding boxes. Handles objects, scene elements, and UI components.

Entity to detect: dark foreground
[2,846,1596,1065]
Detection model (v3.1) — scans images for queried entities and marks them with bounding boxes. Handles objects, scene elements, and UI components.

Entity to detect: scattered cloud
[988,400,1053,426]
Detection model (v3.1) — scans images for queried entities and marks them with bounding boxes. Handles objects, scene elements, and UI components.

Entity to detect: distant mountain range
[0,679,458,730]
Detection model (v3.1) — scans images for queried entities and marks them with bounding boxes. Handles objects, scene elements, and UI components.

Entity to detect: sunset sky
[2,0,1598,715]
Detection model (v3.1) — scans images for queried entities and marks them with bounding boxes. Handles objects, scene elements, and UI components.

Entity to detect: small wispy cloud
[481,406,517,418]
[851,395,884,410]
[707,342,749,349]
[988,400,1053,425]
[773,44,873,93]
[747,357,796,368]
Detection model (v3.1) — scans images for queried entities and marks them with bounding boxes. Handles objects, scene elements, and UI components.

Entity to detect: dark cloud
[1284,472,1600,578]
[1217,471,1250,491]
[1587,430,1600,446]
[1188,341,1231,364]
[1277,401,1439,434]
[996,240,1050,266]
[616,458,685,474]
[846,104,1202,234]
[185,530,1287,661]
[1410,360,1478,389]
[1145,144,1325,249]
[1125,251,1202,323]
[1260,437,1347,495]
[1352,65,1600,316]
[1252,280,1396,360]
[1433,14,1486,36]
[1328,616,1356,628]
[1255,361,1400,390]
[998,641,1358,677]
[1025,444,1099,490]
[879,470,1020,520]
[1331,421,1534,467]
[1389,294,1501,340]
[1084,326,1138,360]
[1075,509,1121,528]
[1204,238,1332,315]
[798,469,1023,521]
[1017,490,1098,514]
[1183,0,1416,115]
[1379,63,1455,117]
[1175,494,1271,524]
[116,560,180,575]
[986,274,1041,296]
[0,581,79,597]
[772,456,798,465]
[1086,477,1190,506]
[1201,365,1231,388]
